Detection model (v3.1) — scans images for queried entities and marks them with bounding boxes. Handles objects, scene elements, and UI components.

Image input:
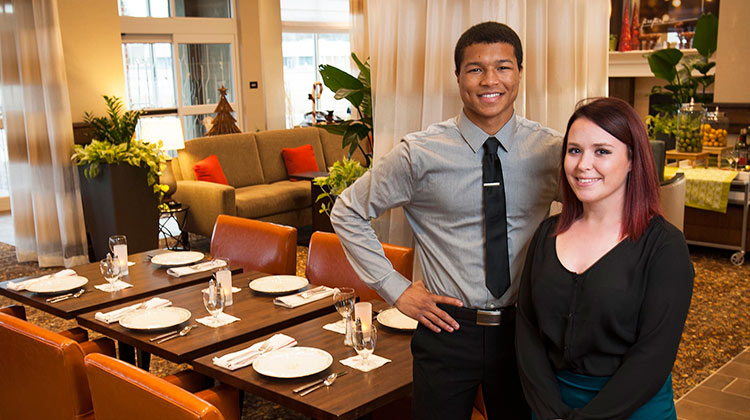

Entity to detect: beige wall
[258,0,286,130]
[236,0,267,132]
[58,0,125,122]
[714,0,750,103]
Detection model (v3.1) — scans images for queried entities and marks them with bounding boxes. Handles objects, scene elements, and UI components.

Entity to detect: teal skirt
[531,370,677,420]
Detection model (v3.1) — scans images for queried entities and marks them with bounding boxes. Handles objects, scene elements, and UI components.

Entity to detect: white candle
[354,302,372,333]
[216,258,232,306]
[113,244,128,276]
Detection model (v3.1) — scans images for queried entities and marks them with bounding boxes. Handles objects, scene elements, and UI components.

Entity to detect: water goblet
[108,235,128,276]
[353,323,378,368]
[333,287,356,346]
[202,280,225,326]
[99,253,121,292]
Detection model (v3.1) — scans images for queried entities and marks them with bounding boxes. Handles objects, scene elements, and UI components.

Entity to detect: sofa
[171,126,365,238]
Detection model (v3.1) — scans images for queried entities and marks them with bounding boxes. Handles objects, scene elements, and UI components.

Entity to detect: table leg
[118,342,135,365]
[137,348,151,370]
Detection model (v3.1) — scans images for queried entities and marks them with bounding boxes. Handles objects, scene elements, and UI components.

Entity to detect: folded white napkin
[212,333,297,371]
[273,286,334,309]
[7,269,77,291]
[94,297,171,324]
[201,286,242,294]
[167,259,227,278]
[196,312,241,328]
[339,354,391,372]
[94,280,133,292]
[323,318,347,335]
[127,261,136,267]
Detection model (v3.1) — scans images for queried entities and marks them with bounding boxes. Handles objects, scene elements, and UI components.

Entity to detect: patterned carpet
[1,238,748,416]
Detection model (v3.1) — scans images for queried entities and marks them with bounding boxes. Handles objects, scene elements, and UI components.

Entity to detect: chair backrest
[84,353,225,420]
[305,231,414,301]
[650,140,666,183]
[660,172,686,231]
[0,311,94,420]
[210,215,297,275]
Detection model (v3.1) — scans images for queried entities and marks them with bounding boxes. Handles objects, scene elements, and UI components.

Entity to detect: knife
[292,371,347,393]
[46,292,73,302]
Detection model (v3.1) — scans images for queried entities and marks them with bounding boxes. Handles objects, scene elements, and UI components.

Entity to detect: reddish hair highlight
[556,97,662,240]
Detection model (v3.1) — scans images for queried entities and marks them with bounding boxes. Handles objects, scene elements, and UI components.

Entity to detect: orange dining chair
[210,214,297,275]
[84,353,240,420]
[305,231,414,301]
[0,311,116,420]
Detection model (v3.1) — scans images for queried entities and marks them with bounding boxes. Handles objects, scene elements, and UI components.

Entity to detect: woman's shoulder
[646,215,687,246]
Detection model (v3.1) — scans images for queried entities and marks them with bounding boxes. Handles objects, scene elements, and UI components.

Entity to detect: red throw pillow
[282,144,319,181]
[192,155,228,185]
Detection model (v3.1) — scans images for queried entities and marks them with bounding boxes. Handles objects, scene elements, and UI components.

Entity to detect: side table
[289,171,334,233]
[665,149,710,168]
[159,205,190,250]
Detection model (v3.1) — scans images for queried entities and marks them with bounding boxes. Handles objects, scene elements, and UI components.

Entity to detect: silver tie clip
[483,182,500,187]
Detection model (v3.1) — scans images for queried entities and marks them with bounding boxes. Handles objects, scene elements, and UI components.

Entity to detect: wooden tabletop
[191,300,413,420]
[0,250,240,319]
[76,272,336,364]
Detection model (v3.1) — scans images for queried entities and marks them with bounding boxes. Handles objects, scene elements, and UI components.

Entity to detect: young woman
[516,97,693,420]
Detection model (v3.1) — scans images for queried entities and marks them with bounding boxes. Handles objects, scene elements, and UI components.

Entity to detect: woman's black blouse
[516,216,694,420]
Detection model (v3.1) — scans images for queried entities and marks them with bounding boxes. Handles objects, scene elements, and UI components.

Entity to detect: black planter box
[78,164,159,261]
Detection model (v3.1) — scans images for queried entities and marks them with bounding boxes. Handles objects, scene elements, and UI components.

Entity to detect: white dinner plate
[377,307,418,331]
[119,307,192,330]
[26,276,89,295]
[150,251,205,267]
[249,275,309,295]
[252,347,333,378]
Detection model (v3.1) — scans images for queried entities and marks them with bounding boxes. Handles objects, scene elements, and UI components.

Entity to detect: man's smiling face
[456,42,521,135]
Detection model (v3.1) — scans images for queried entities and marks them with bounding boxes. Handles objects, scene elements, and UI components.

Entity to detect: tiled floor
[677,347,750,419]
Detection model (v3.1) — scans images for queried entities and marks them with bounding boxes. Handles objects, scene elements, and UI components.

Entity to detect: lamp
[139,117,185,207]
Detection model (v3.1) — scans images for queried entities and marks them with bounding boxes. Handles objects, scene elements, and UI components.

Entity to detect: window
[281,0,351,128]
[119,2,239,140]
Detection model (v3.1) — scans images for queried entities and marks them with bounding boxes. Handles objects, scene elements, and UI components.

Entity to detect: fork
[300,286,327,299]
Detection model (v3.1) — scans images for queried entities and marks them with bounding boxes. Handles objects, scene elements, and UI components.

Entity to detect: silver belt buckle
[476,309,502,326]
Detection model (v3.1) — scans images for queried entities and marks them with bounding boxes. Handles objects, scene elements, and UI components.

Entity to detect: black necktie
[483,137,510,298]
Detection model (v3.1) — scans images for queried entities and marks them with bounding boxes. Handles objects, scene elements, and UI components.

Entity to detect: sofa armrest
[59,326,89,343]
[195,384,240,420]
[173,180,236,237]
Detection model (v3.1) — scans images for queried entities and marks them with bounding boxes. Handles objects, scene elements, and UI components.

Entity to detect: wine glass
[99,253,121,292]
[202,280,225,326]
[726,150,738,170]
[353,323,377,368]
[333,287,356,346]
[108,235,128,276]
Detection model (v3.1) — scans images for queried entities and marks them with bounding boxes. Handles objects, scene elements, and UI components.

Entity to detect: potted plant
[313,53,373,217]
[645,13,718,145]
[71,95,168,260]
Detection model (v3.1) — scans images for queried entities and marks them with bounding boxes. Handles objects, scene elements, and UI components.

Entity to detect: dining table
[0,250,241,320]
[191,300,414,420]
[76,271,336,369]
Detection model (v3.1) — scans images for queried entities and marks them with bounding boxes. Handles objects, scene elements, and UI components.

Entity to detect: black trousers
[411,306,529,420]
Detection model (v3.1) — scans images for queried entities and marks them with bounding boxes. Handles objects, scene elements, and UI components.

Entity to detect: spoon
[156,324,198,344]
[299,372,338,396]
[49,289,85,303]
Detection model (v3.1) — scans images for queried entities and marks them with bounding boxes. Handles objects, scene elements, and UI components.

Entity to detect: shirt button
[568,313,574,318]
[489,303,496,309]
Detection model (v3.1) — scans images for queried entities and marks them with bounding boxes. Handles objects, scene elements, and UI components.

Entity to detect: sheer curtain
[365,0,608,246]
[0,0,89,267]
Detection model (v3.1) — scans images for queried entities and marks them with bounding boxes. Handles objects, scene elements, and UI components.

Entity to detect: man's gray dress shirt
[331,111,562,309]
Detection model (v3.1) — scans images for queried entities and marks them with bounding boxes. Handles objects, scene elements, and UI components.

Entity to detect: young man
[331,22,561,420]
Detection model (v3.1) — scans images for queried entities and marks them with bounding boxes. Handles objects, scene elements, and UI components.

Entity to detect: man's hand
[394,281,463,333]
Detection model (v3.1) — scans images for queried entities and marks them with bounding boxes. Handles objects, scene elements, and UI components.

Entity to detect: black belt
[439,304,516,327]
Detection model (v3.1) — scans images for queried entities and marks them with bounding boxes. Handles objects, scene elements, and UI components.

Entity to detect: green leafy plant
[645,13,718,115]
[318,52,373,167]
[645,113,677,139]
[313,157,369,215]
[71,96,169,206]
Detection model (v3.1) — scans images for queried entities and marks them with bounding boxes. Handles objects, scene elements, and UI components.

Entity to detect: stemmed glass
[726,150,738,170]
[99,253,121,292]
[333,287,356,346]
[202,280,225,326]
[353,322,378,368]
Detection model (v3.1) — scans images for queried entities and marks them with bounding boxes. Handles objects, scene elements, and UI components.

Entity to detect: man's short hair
[454,21,523,73]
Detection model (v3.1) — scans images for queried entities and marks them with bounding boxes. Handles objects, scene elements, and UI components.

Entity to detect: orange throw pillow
[282,144,319,181]
[192,155,228,185]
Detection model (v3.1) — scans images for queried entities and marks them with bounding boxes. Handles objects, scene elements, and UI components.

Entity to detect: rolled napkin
[94,280,134,292]
[273,286,334,309]
[166,259,227,278]
[7,269,77,291]
[323,318,347,335]
[339,354,391,372]
[94,297,171,324]
[196,312,241,328]
[212,333,297,371]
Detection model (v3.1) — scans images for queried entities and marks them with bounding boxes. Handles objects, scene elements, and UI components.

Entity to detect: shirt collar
[457,110,517,153]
